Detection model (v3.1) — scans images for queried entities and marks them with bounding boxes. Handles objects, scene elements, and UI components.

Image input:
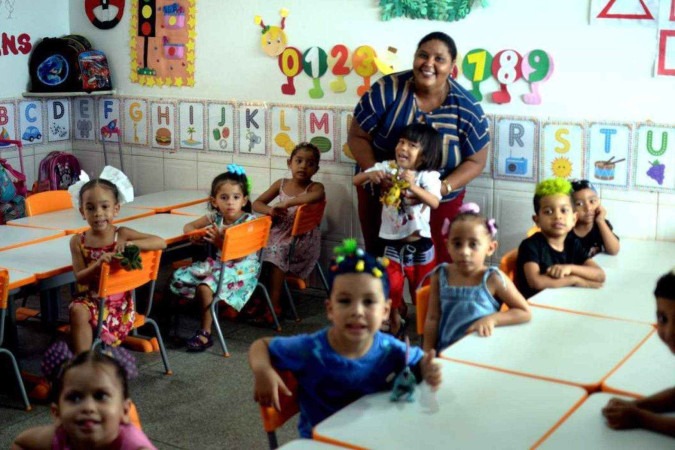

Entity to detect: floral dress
[262,179,321,280]
[170,212,261,311]
[70,231,134,347]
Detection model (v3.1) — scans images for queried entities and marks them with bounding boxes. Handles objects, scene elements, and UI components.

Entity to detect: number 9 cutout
[491,49,523,104]
[521,50,553,105]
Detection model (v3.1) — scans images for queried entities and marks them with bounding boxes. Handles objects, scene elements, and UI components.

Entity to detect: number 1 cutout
[278,47,303,95]
[303,47,328,99]
[462,49,493,101]
[329,44,352,93]
[491,50,523,104]
[521,50,554,105]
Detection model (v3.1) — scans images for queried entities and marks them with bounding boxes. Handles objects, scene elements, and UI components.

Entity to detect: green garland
[379,0,488,22]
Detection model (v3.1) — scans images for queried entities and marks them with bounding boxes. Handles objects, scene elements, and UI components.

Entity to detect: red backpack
[37,151,81,191]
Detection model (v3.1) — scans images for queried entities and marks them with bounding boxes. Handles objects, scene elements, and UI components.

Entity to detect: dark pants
[356,183,384,256]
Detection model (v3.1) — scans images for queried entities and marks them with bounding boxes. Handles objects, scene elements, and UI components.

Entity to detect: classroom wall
[2,1,674,262]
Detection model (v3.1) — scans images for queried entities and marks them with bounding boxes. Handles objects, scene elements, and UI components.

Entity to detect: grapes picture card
[633,124,675,192]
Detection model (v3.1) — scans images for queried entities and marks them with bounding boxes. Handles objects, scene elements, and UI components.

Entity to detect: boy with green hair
[515,178,605,299]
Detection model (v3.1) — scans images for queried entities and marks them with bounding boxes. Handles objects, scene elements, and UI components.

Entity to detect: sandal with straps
[186,329,213,352]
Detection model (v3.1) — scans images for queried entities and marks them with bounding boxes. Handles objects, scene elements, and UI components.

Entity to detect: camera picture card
[207,102,235,152]
[303,108,336,163]
[493,116,539,182]
[337,107,356,165]
[268,104,301,158]
[97,97,121,143]
[47,99,71,142]
[73,97,96,142]
[237,103,267,156]
[585,122,632,189]
[121,97,149,146]
[540,122,586,181]
[0,100,18,141]
[149,101,176,151]
[18,100,44,146]
[178,101,205,150]
[633,123,675,192]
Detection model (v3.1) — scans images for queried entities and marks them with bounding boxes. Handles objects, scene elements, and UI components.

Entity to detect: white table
[0,225,65,251]
[116,213,192,245]
[537,393,675,449]
[602,331,675,398]
[530,268,661,325]
[7,207,154,234]
[6,268,36,291]
[313,359,587,449]
[594,238,675,272]
[278,439,344,449]
[170,202,210,217]
[440,308,654,392]
[126,189,208,213]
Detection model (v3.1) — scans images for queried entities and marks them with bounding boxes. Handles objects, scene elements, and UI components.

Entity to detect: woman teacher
[348,31,490,263]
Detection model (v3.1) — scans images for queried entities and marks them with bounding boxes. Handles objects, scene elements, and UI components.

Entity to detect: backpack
[37,151,81,192]
[0,159,27,201]
[0,195,25,225]
[79,50,112,92]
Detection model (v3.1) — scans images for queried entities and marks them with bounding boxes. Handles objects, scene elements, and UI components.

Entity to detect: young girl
[13,351,156,450]
[571,179,620,257]
[603,269,675,437]
[252,143,325,324]
[423,203,531,353]
[170,165,260,351]
[353,122,443,338]
[70,175,166,356]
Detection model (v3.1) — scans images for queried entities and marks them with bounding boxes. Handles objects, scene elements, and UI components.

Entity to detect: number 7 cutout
[462,49,493,101]
[491,50,523,104]
[521,50,554,105]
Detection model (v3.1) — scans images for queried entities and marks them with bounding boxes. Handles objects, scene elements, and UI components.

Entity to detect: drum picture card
[540,122,585,181]
[73,97,96,142]
[493,116,539,182]
[237,103,267,156]
[47,98,71,142]
[303,108,336,163]
[18,100,44,146]
[122,97,149,146]
[633,124,675,191]
[268,104,301,158]
[586,122,632,189]
[178,101,205,150]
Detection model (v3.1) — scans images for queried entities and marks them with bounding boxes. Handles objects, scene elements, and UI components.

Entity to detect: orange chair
[283,201,329,321]
[25,190,73,216]
[526,225,540,237]
[210,215,276,356]
[259,370,300,449]
[0,269,31,410]
[415,285,430,336]
[93,250,172,375]
[499,248,518,282]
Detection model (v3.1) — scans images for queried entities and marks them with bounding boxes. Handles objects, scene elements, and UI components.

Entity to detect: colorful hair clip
[486,218,498,238]
[459,202,480,214]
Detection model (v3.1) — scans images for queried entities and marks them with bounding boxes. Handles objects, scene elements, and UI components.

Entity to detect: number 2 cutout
[329,44,352,93]
[491,50,522,104]
[462,49,493,101]
[521,50,553,105]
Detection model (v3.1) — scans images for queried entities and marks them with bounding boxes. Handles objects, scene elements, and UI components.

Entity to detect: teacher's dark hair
[417,32,457,61]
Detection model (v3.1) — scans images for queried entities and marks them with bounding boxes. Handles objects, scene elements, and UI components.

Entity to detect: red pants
[384,240,436,309]
[429,191,466,264]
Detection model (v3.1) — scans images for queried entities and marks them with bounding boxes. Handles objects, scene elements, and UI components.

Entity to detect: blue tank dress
[436,264,505,352]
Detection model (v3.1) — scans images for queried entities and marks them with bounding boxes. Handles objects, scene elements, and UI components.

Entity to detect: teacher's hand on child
[254,368,293,411]
[420,350,442,391]
[602,398,642,429]
[467,316,496,337]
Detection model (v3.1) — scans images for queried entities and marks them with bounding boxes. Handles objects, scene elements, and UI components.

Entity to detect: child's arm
[70,234,109,285]
[115,227,167,252]
[467,270,532,337]
[279,182,325,209]
[422,272,442,353]
[602,389,675,437]
[252,179,284,217]
[12,424,55,450]
[183,214,213,234]
[353,170,387,187]
[546,259,605,283]
[523,261,583,291]
[399,170,440,209]
[249,338,292,411]
[596,206,620,255]
[419,350,442,390]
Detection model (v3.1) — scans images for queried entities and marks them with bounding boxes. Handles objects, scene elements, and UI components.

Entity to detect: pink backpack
[37,151,81,191]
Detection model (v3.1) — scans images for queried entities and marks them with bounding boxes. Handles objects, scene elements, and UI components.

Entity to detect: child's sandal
[186,330,213,352]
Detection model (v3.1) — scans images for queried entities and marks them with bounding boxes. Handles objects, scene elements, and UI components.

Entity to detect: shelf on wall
[22,90,115,98]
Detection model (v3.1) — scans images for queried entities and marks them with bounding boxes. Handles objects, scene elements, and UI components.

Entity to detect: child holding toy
[570,179,620,257]
[353,122,443,338]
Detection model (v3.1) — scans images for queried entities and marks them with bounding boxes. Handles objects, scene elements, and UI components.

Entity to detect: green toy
[113,244,142,271]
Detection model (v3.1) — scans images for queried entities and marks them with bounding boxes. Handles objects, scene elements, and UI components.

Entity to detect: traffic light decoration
[137,0,156,75]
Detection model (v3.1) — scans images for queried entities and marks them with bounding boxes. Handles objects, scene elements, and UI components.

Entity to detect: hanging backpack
[0,195,25,225]
[0,139,28,199]
[37,151,81,191]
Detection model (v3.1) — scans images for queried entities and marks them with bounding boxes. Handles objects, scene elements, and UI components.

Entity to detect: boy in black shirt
[570,179,620,257]
[515,178,605,299]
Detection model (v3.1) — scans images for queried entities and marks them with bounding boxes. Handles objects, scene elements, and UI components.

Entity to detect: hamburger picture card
[150,101,176,150]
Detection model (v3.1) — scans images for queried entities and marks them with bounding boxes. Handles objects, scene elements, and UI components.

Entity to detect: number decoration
[352,45,378,96]
[303,47,328,99]
[278,47,303,96]
[462,49,493,101]
[329,44,352,93]
[491,49,523,104]
[521,50,554,105]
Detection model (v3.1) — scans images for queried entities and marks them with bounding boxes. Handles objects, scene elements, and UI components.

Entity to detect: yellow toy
[380,163,410,210]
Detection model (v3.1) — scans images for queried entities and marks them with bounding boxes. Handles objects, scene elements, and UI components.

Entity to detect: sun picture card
[73,97,96,142]
[178,101,205,150]
[492,116,539,182]
[303,108,336,163]
[207,102,235,152]
[18,100,44,146]
[268,104,301,158]
[0,100,18,142]
[149,101,177,151]
[337,107,356,165]
[237,103,267,156]
[540,122,585,181]
[97,97,121,143]
[121,97,149,146]
[585,122,632,189]
[633,123,675,192]
[46,98,71,142]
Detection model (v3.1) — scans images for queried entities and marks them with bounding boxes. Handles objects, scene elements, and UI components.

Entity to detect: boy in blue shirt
[249,239,441,438]
[515,178,605,299]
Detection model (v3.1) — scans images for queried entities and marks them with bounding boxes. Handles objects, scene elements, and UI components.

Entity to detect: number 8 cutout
[521,50,553,105]
[491,49,522,104]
